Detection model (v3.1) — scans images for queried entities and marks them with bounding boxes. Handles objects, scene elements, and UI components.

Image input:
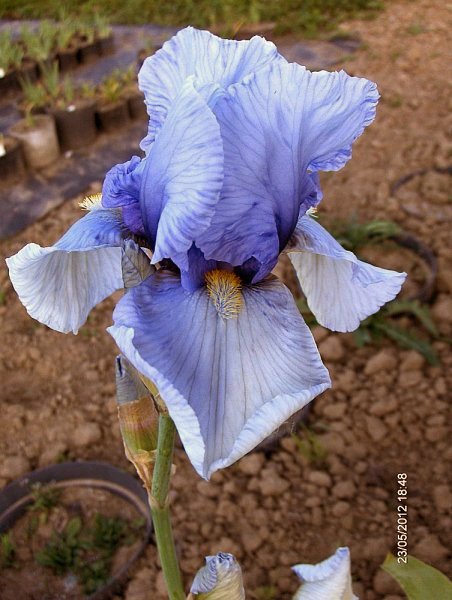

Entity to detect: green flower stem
[148,414,185,600]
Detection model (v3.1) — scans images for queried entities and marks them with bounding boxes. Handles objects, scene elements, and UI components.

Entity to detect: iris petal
[287,215,406,332]
[138,26,283,151]
[140,76,223,271]
[197,62,378,281]
[108,270,330,479]
[292,547,358,600]
[6,209,127,334]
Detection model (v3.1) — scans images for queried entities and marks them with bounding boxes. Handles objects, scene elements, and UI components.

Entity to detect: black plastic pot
[0,69,19,95]
[97,99,130,133]
[57,47,79,72]
[78,40,101,64]
[98,34,115,56]
[0,461,152,600]
[49,99,97,151]
[128,92,147,120]
[0,136,26,185]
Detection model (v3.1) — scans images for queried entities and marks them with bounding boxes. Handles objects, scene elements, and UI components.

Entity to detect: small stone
[311,325,329,344]
[71,422,102,448]
[259,469,290,496]
[412,534,449,563]
[196,481,219,498]
[425,427,447,442]
[400,350,425,371]
[38,442,68,467]
[373,570,402,595]
[370,397,398,416]
[432,295,452,324]
[364,350,395,375]
[238,452,265,476]
[398,370,423,388]
[317,432,345,455]
[433,485,452,512]
[332,501,350,517]
[365,416,388,442]
[241,527,267,553]
[0,456,30,480]
[308,470,332,487]
[323,402,347,419]
[318,336,345,362]
[332,480,356,499]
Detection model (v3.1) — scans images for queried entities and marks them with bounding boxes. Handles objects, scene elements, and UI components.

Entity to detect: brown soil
[0,1,451,599]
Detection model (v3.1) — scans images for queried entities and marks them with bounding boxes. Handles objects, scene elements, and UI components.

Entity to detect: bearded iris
[6,27,405,480]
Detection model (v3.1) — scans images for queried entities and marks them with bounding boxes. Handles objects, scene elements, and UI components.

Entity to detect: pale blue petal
[287,216,406,332]
[197,62,377,280]
[108,271,330,478]
[140,77,223,271]
[293,547,358,600]
[6,209,127,334]
[138,26,283,151]
[191,553,245,599]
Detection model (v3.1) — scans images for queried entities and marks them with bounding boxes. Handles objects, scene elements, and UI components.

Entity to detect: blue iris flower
[7,27,406,479]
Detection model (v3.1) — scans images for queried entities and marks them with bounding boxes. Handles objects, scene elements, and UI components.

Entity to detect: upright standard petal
[286,215,406,332]
[140,77,223,271]
[292,547,358,600]
[7,209,130,334]
[108,270,330,479]
[138,26,283,151]
[197,62,378,281]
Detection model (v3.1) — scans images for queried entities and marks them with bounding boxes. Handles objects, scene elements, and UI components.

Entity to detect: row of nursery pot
[0,16,114,95]
[1,67,147,184]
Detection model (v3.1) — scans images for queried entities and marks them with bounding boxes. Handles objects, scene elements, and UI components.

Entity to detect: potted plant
[121,66,147,121]
[47,78,98,152]
[19,77,49,117]
[9,96,60,170]
[0,133,26,185]
[77,19,100,64]
[55,21,79,72]
[22,21,57,77]
[94,14,115,55]
[96,72,130,132]
[0,32,25,95]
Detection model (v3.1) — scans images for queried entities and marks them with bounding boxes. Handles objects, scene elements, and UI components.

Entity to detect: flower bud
[189,553,245,600]
[116,355,159,488]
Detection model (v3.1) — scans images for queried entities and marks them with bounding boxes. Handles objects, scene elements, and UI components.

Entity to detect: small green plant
[407,23,425,35]
[292,425,327,466]
[354,299,440,365]
[0,533,15,569]
[40,60,60,101]
[325,218,402,252]
[36,512,141,594]
[24,21,56,62]
[19,77,48,118]
[28,483,62,513]
[55,76,75,109]
[93,13,112,39]
[0,31,24,72]
[56,21,76,51]
[99,72,123,105]
[254,585,277,600]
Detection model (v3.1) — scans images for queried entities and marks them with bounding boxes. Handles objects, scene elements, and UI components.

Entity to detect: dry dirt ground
[0,0,451,598]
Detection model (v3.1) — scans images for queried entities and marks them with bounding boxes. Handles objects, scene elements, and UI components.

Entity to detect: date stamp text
[396,473,408,564]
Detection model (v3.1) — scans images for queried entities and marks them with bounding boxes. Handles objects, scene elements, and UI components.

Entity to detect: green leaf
[66,517,82,540]
[374,322,439,365]
[382,554,452,600]
[384,300,439,336]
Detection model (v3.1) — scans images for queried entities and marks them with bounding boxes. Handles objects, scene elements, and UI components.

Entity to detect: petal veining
[293,547,358,600]
[287,215,406,332]
[197,62,377,280]
[108,271,330,478]
[140,76,223,270]
[6,209,128,334]
[138,26,283,151]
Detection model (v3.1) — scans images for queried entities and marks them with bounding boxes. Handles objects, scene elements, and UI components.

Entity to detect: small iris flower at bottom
[6,26,406,480]
[189,548,357,599]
